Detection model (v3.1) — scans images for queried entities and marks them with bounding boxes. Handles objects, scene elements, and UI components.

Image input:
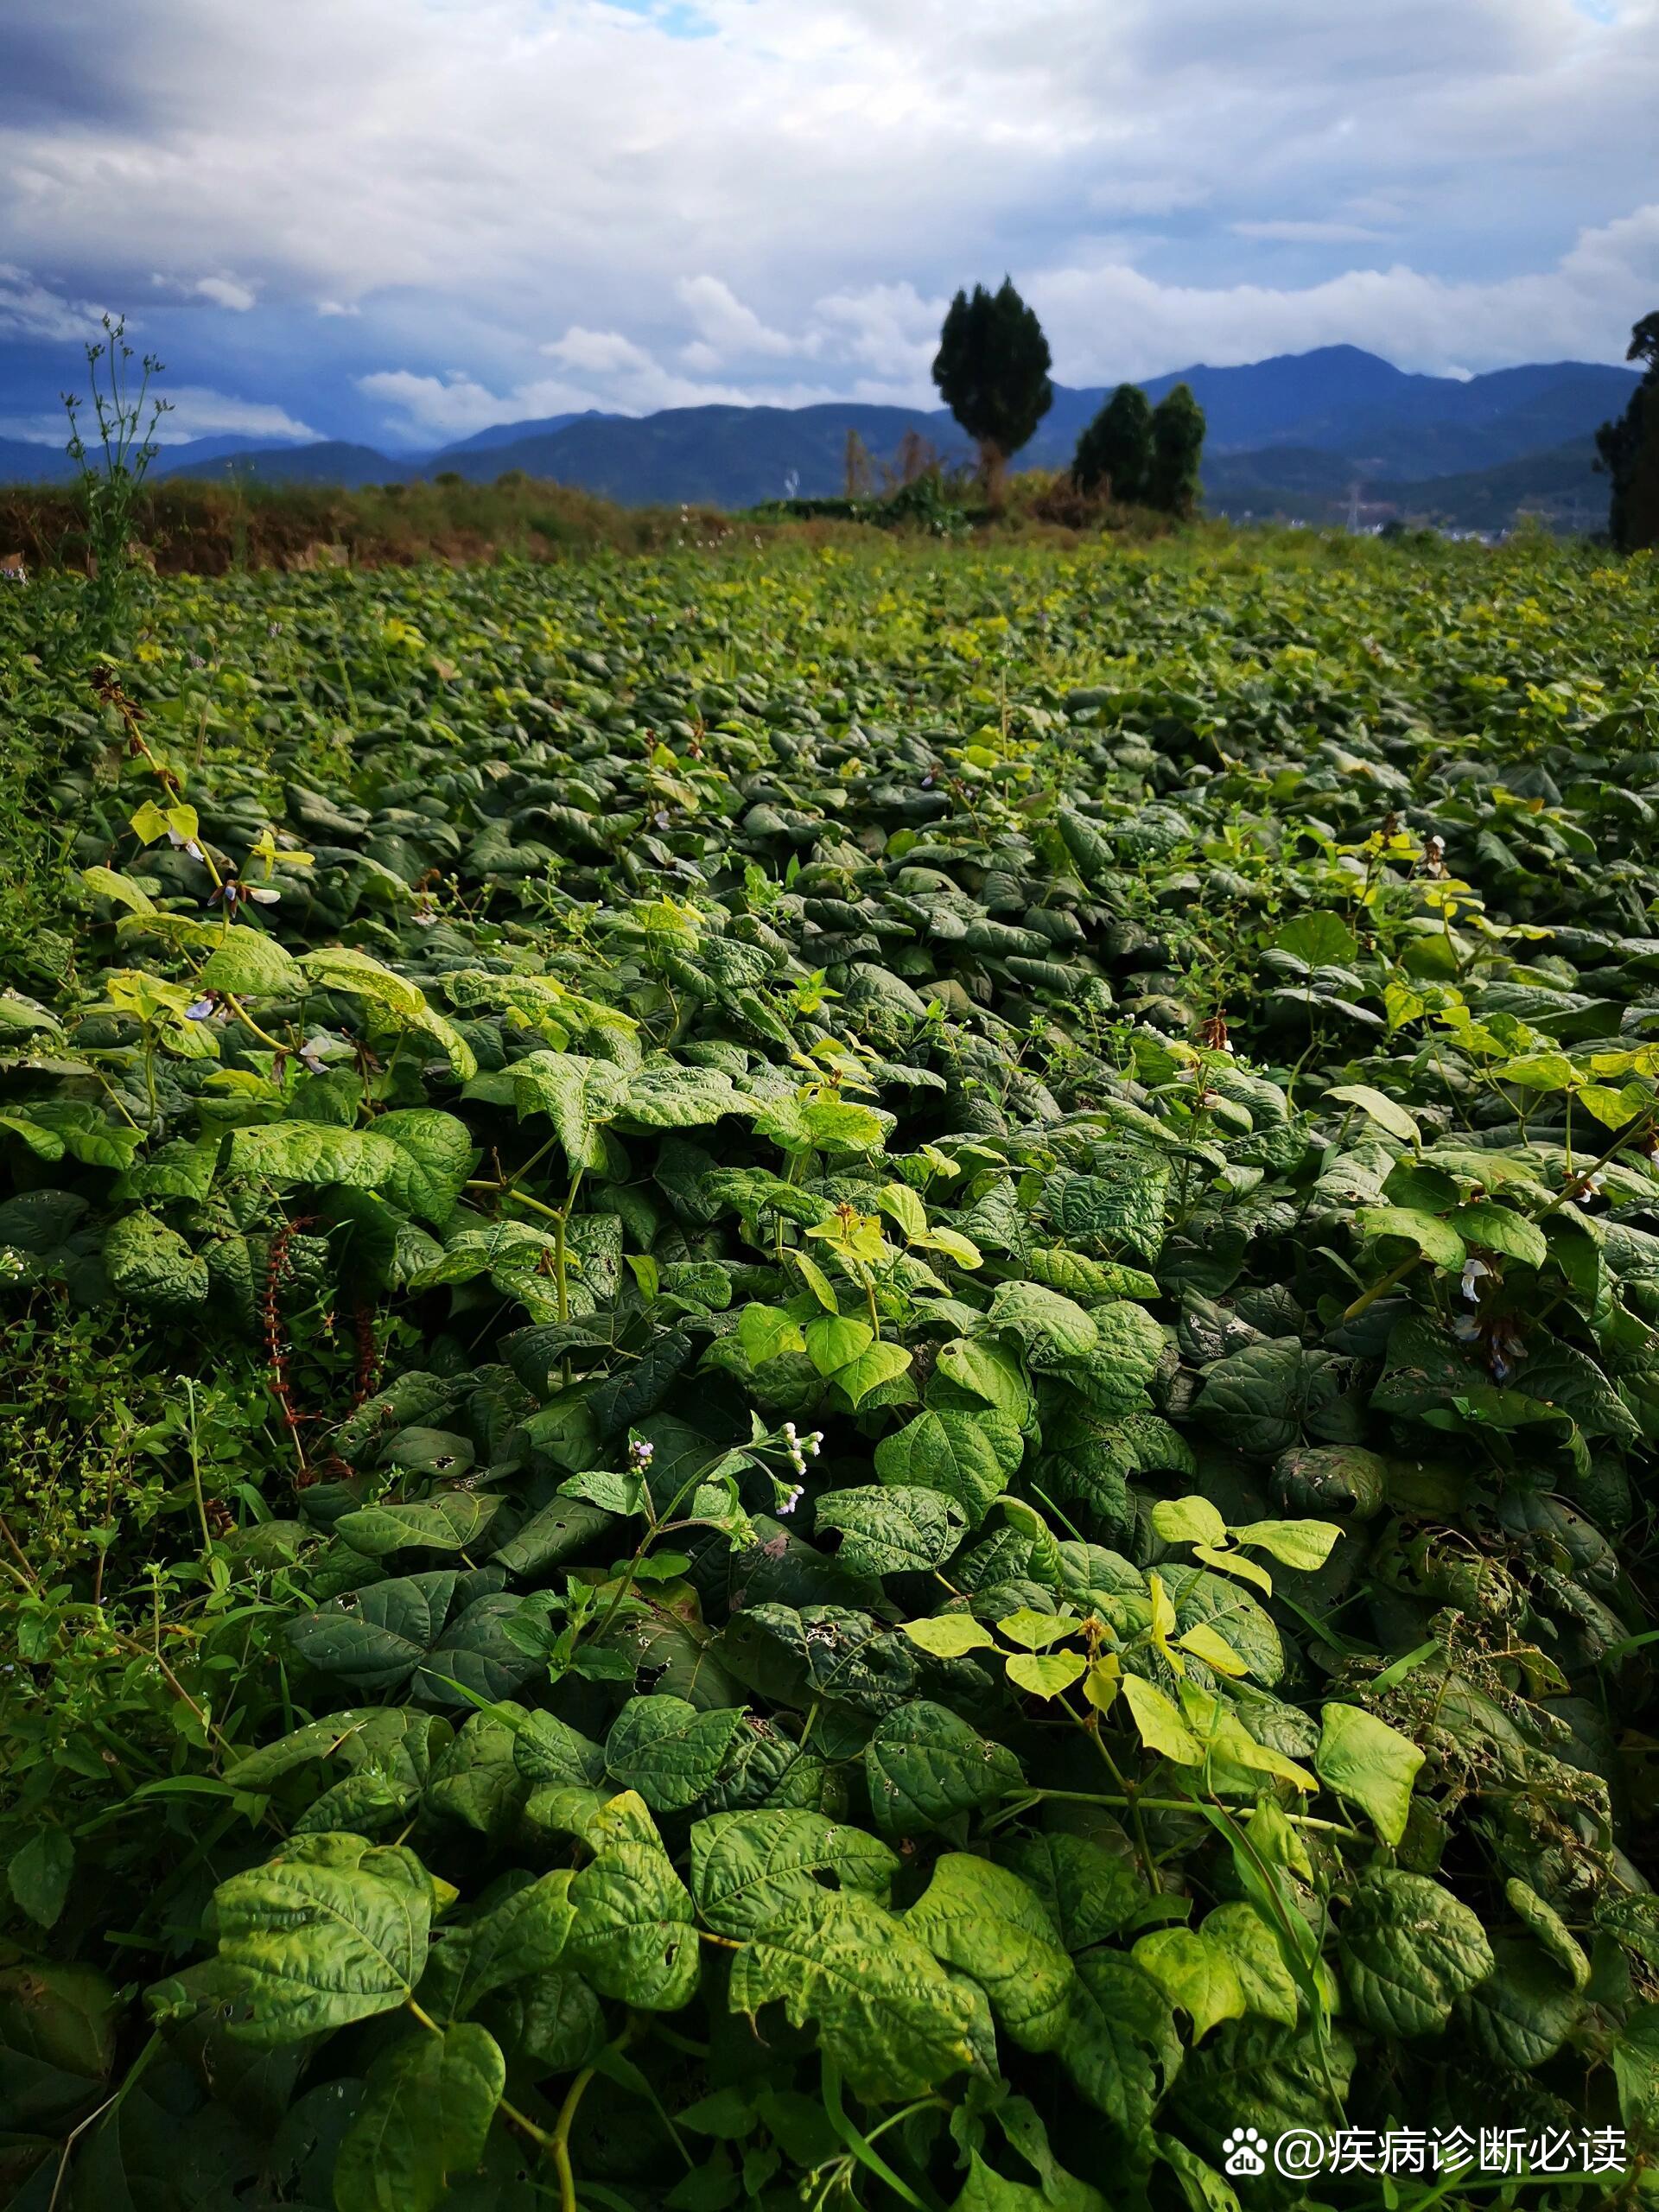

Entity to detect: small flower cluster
[782,1421,821,1474]
[0,561,27,586]
[773,1421,823,1515]
[627,1436,656,1471]
[208,878,279,915]
[1452,1305,1528,1382]
[1453,1253,1526,1380]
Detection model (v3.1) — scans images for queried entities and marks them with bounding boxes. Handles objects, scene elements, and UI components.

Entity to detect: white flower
[166,828,205,861]
[1459,1257,1491,1304]
[247,885,281,906]
[778,1484,804,1516]
[298,1036,332,1075]
[1452,1313,1482,1344]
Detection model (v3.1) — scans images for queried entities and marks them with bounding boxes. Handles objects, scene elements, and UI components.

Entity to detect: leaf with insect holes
[565,1795,699,2011]
[603,1698,748,1814]
[213,1838,434,2042]
[864,1701,1023,1838]
[728,1889,981,2101]
[690,1809,899,1937]
[1133,1927,1246,2043]
[814,1484,963,1576]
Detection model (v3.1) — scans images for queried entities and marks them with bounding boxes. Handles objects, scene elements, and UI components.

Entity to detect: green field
[3,531,1659,2210]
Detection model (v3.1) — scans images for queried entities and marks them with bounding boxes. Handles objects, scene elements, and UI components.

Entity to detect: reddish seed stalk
[263,1216,314,1484]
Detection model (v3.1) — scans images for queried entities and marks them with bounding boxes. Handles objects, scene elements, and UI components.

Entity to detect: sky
[0,0,1656,451]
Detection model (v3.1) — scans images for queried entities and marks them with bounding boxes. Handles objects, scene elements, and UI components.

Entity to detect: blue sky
[0,0,1655,451]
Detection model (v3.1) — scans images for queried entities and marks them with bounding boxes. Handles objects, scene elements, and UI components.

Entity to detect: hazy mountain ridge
[0,346,1637,531]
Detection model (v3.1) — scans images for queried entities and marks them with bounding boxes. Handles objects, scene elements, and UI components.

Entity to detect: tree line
[1598,313,1659,553]
[933,277,1659,545]
[931,276,1205,514]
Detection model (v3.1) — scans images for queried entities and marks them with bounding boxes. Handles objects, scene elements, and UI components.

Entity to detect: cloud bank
[0,0,1653,443]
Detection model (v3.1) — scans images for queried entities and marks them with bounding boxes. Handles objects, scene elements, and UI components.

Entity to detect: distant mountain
[1370,438,1607,534]
[1203,435,1606,533]
[406,346,1635,501]
[441,403,973,505]
[159,440,396,488]
[0,345,1636,533]
[0,436,73,485]
[429,411,613,461]
[1023,346,1638,480]
[0,431,314,487]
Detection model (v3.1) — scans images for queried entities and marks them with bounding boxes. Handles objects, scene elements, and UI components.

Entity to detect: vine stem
[221,991,285,1052]
[552,2022,635,2212]
[1077,1715,1160,1893]
[993,1785,1364,1839]
[1341,1248,1421,1322]
[0,1511,41,1588]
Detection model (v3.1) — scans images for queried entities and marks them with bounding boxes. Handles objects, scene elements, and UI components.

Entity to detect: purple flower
[184,994,218,1022]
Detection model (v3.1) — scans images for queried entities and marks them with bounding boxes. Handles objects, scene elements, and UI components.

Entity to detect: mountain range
[0,345,1637,531]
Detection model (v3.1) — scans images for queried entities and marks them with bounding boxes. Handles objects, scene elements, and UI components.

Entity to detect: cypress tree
[932,277,1053,504]
[1073,383,1154,500]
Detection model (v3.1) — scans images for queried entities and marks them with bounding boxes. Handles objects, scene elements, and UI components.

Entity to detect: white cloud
[0,263,105,343]
[150,386,317,440]
[1,0,1656,419]
[359,344,849,444]
[1031,203,1659,379]
[675,276,804,361]
[541,327,661,378]
[1,385,316,444]
[150,271,257,310]
[191,276,256,310]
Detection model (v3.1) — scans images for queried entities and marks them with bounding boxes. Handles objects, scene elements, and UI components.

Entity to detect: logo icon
[1223,2128,1268,2178]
